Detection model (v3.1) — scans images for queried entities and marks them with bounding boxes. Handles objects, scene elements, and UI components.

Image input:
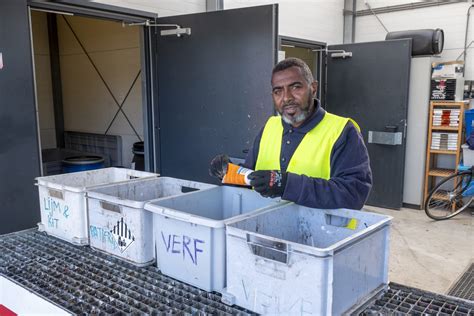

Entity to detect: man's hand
[248,170,287,198]
[209,154,230,180]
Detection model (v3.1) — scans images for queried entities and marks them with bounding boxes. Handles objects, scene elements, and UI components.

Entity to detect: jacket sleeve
[282,122,372,210]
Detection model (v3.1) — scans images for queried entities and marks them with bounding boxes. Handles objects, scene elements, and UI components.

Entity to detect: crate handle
[181,186,199,193]
[48,189,64,200]
[100,201,121,213]
[325,214,358,230]
[162,209,192,221]
[246,234,290,265]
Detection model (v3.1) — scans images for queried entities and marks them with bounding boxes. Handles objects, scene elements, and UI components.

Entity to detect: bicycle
[424,166,474,220]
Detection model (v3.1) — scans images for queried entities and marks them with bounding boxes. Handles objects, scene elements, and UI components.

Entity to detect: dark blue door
[326,40,411,209]
[154,5,278,184]
[0,0,41,233]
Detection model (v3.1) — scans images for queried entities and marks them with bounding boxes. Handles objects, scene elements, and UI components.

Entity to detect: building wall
[355,2,473,79]
[355,0,425,9]
[224,0,344,45]
[94,0,344,44]
[92,0,206,16]
[31,11,56,149]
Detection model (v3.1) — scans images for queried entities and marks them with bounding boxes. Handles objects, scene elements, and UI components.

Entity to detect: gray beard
[282,111,308,125]
[280,95,314,126]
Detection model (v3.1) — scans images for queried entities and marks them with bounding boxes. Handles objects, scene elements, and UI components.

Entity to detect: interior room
[31,10,145,176]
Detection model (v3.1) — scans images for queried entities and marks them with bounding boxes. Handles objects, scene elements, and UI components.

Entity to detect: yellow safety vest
[255,113,359,179]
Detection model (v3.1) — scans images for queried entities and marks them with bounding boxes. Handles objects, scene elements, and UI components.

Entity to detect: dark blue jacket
[243,100,372,210]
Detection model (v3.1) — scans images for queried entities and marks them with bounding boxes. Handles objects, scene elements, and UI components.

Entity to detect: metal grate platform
[0,230,255,315]
[356,282,474,315]
[1,230,473,315]
[448,263,474,301]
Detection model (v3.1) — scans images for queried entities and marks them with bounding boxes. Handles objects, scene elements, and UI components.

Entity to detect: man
[210,57,371,210]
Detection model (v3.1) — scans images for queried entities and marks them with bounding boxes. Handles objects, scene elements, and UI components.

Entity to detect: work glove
[248,170,287,198]
[209,154,230,180]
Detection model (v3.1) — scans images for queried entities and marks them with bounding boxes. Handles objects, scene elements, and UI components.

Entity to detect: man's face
[271,66,317,127]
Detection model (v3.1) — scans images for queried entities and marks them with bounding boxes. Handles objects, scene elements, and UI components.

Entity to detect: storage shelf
[428,168,456,177]
[431,191,450,201]
[430,101,468,107]
[431,126,459,131]
[429,149,457,155]
[424,101,467,205]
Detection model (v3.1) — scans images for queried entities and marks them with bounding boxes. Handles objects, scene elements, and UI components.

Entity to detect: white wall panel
[92,0,206,16]
[355,2,473,79]
[225,0,344,44]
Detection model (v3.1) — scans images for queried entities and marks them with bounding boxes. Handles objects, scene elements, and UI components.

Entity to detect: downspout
[343,0,356,43]
[206,0,223,11]
[462,4,474,76]
[352,0,356,43]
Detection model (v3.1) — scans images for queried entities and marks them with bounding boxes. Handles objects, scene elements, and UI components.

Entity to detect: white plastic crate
[36,167,158,245]
[87,177,215,266]
[224,204,392,315]
[144,186,287,292]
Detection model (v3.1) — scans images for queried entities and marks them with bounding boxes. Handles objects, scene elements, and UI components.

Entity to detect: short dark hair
[272,57,315,84]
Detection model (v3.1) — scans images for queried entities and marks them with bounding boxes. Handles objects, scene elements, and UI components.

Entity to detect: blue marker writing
[194,239,204,266]
[172,235,181,254]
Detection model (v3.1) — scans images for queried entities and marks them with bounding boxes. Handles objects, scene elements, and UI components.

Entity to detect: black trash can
[132,141,145,171]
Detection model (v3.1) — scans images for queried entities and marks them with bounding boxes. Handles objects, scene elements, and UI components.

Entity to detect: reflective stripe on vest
[255,113,359,179]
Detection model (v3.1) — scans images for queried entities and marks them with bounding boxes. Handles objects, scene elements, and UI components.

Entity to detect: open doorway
[30,10,145,176]
[279,36,325,102]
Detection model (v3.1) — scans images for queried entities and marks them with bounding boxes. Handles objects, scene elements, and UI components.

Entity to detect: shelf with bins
[423,101,468,205]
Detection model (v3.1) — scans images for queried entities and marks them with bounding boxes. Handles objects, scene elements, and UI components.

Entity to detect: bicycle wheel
[424,172,474,220]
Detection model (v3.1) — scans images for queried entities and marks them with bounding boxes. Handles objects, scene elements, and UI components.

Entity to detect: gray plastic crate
[224,204,392,315]
[36,168,158,245]
[87,177,215,266]
[145,186,287,292]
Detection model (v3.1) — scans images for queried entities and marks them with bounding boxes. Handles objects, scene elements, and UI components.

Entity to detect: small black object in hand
[248,170,287,198]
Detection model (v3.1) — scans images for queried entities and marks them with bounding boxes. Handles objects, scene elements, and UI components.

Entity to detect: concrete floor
[365,205,473,295]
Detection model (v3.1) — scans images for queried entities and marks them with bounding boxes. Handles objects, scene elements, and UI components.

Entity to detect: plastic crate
[36,168,158,245]
[465,109,474,142]
[462,144,474,167]
[458,164,474,197]
[86,177,215,266]
[144,186,287,292]
[224,204,392,315]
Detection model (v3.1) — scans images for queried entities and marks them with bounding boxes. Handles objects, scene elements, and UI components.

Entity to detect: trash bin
[132,141,144,171]
[145,186,288,292]
[87,177,215,266]
[62,155,105,173]
[36,167,158,245]
[224,204,392,315]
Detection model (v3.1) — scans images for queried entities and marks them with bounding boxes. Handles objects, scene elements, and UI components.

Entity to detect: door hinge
[122,21,191,37]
